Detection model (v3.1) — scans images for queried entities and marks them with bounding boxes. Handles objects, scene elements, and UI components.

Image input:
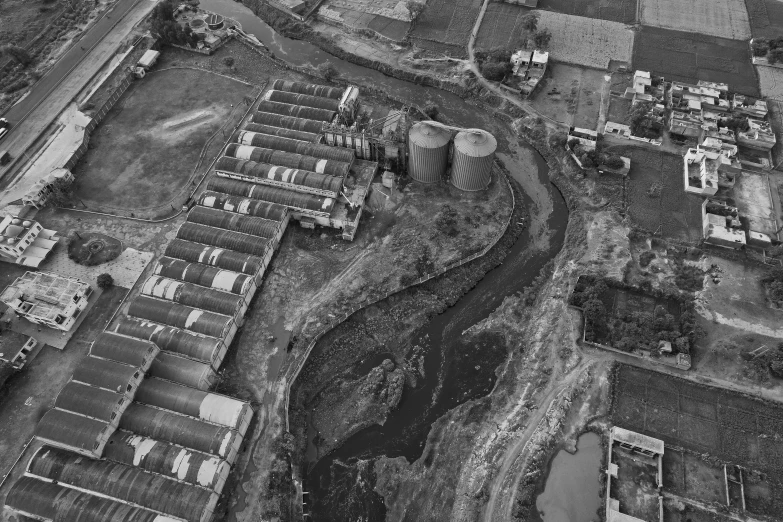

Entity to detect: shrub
[604,155,625,170]
[481,62,509,81]
[223,56,235,67]
[0,45,32,67]
[97,273,114,290]
[423,103,438,119]
[567,138,580,150]
[769,48,783,65]
[639,251,656,267]
[752,38,769,57]
[533,29,552,49]
[317,61,338,81]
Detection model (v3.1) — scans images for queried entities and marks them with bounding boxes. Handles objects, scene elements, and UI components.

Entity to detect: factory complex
[0,77,500,522]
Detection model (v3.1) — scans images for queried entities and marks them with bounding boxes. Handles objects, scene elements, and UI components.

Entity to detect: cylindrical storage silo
[451,130,497,191]
[268,90,340,111]
[271,79,344,99]
[408,122,451,184]
[243,122,320,143]
[251,111,325,133]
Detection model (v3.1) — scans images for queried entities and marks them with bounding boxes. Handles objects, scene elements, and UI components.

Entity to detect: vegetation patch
[570,275,701,355]
[538,0,637,24]
[409,0,482,48]
[744,0,783,38]
[67,232,122,266]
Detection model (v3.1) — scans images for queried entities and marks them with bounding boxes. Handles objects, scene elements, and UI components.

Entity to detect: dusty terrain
[529,64,607,130]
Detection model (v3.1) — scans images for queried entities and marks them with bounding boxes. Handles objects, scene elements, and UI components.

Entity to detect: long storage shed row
[215,157,344,198]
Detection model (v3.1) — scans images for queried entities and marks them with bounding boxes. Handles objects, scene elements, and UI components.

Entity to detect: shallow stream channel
[200,1,570,518]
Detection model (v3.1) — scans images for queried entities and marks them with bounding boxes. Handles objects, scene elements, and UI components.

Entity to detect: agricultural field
[633,26,759,97]
[769,100,783,169]
[639,0,751,40]
[410,0,482,49]
[474,3,532,50]
[537,0,638,24]
[613,365,783,517]
[606,146,703,242]
[72,67,255,213]
[744,0,783,38]
[758,66,783,101]
[535,11,634,69]
[528,64,606,129]
[320,0,410,41]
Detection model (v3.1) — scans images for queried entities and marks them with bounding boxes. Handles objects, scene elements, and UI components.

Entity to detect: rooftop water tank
[451,130,497,191]
[408,122,450,184]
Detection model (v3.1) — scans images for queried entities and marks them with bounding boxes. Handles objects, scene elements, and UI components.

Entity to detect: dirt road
[0,0,157,188]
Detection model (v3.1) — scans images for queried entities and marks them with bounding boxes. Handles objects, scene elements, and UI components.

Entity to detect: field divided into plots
[613,365,783,482]
[744,0,783,38]
[410,0,482,51]
[640,0,751,40]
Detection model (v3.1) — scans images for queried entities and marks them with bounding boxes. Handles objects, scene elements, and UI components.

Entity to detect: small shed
[137,50,160,70]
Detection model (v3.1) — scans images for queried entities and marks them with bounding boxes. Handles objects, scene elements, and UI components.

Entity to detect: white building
[1,272,92,331]
[0,216,59,267]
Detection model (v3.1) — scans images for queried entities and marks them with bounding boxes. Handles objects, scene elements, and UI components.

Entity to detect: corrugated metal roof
[148,352,219,390]
[243,122,320,143]
[155,256,253,295]
[196,191,289,222]
[5,475,167,522]
[114,317,224,366]
[91,332,159,371]
[187,206,281,239]
[215,157,344,195]
[206,178,335,214]
[104,431,230,492]
[36,409,115,456]
[267,90,340,111]
[165,239,265,277]
[224,143,350,178]
[72,356,143,395]
[271,79,344,99]
[453,130,497,157]
[255,100,335,123]
[409,122,451,148]
[141,276,245,317]
[119,403,241,460]
[54,381,128,424]
[128,297,234,338]
[176,222,271,258]
[135,378,250,430]
[251,109,325,132]
[233,131,355,162]
[28,446,217,522]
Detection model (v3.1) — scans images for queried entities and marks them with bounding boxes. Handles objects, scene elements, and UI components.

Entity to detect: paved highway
[0,0,156,188]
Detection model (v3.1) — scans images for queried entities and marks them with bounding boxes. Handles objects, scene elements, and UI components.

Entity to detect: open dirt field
[744,0,783,38]
[535,11,634,69]
[528,64,606,129]
[758,66,783,101]
[538,0,638,23]
[611,448,661,521]
[72,68,255,213]
[605,145,703,242]
[698,255,783,339]
[633,26,759,97]
[640,0,751,40]
[612,365,783,483]
[410,0,482,49]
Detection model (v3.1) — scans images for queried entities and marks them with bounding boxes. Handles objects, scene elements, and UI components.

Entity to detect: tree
[521,13,539,33]
[423,103,439,119]
[223,56,235,67]
[1,45,32,67]
[480,61,509,81]
[533,29,552,49]
[768,48,783,65]
[317,61,339,81]
[752,38,769,57]
[604,155,625,170]
[46,177,74,207]
[628,101,659,138]
[405,0,425,23]
[97,273,114,290]
[724,116,750,132]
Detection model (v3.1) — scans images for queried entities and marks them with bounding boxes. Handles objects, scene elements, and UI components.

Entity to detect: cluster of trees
[317,61,338,81]
[721,116,750,133]
[478,49,513,81]
[628,101,661,139]
[0,45,32,67]
[571,277,702,355]
[150,1,199,47]
[762,267,783,306]
[565,136,623,170]
[751,37,783,64]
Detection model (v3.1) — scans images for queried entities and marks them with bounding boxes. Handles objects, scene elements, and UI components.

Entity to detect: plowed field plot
[605,146,702,242]
[474,3,531,50]
[633,26,759,97]
[744,0,783,38]
[410,0,482,48]
[758,66,783,101]
[640,0,751,40]
[538,0,638,23]
[612,365,783,487]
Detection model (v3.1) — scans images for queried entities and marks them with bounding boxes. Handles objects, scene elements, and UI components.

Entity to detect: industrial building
[1,271,92,331]
[0,215,59,267]
[3,79,503,522]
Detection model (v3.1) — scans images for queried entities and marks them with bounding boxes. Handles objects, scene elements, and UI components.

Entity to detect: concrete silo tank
[408,122,451,184]
[451,130,497,191]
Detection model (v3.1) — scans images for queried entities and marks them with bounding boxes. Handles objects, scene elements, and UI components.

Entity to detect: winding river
[199,1,569,518]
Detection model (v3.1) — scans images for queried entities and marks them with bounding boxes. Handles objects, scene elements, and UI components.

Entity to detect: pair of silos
[408,122,497,191]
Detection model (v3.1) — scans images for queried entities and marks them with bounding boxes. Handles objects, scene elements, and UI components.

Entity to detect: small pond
[535,432,603,522]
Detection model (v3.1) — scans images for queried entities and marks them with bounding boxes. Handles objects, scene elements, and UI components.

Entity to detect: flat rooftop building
[1,271,92,331]
[0,215,59,267]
